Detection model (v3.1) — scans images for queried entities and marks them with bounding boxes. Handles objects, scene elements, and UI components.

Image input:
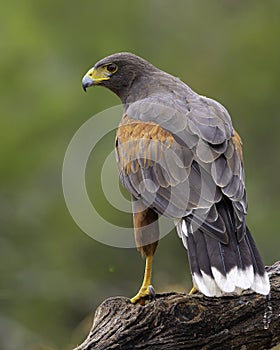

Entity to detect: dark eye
[106,63,118,74]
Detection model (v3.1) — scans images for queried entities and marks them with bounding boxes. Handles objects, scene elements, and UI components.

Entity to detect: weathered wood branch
[75,262,280,350]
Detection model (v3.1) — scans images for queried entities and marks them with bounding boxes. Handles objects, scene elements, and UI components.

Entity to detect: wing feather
[116,96,247,242]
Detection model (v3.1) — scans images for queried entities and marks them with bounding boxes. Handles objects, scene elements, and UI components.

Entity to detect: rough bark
[75,262,280,350]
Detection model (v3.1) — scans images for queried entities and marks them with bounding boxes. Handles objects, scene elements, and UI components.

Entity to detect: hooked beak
[82,67,110,92]
[82,75,94,92]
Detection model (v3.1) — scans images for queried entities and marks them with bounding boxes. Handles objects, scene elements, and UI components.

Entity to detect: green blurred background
[1,1,280,349]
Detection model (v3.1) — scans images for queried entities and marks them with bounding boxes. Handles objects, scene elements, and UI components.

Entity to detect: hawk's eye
[105,63,118,74]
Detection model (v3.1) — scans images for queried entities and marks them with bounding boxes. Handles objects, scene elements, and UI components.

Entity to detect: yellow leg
[189,286,198,295]
[130,255,154,304]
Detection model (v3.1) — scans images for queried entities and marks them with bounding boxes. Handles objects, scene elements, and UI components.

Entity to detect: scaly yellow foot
[130,285,155,305]
[131,255,155,305]
[189,286,198,295]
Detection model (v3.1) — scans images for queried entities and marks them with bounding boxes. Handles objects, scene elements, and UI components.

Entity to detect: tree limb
[74,261,280,350]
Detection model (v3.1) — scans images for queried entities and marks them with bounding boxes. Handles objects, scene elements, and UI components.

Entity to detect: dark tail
[177,219,270,297]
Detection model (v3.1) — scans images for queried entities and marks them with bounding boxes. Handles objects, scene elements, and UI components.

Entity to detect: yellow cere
[86,66,110,83]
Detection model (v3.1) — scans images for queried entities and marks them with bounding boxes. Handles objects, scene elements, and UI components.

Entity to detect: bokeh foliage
[1,1,280,349]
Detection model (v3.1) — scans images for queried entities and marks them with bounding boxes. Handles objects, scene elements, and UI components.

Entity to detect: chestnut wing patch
[116,115,220,219]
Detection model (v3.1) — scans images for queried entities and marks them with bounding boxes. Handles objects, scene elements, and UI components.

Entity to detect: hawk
[82,52,270,304]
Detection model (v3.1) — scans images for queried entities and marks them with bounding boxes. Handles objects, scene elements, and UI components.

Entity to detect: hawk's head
[82,52,159,102]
